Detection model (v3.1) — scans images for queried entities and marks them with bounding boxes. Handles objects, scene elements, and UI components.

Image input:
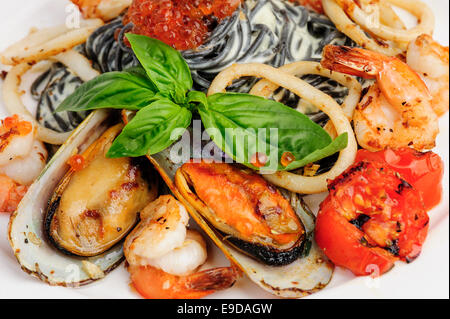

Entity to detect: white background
[0,0,448,299]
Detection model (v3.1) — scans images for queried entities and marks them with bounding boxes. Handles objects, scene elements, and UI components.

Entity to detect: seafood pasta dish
[0,0,448,299]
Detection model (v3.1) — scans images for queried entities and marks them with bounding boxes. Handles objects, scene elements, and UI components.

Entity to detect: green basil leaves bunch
[57,34,347,171]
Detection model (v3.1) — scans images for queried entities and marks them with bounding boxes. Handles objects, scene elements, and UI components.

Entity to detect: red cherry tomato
[355,148,444,210]
[315,161,429,276]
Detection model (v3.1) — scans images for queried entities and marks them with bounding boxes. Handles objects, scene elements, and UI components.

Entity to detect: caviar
[251,152,268,168]
[124,0,242,50]
[68,154,87,172]
[280,152,295,167]
[1,114,32,136]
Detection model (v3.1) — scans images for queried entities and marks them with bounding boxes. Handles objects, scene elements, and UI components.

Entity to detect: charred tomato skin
[355,148,444,210]
[315,161,429,276]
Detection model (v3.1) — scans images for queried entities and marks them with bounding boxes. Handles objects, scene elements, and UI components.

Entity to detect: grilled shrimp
[70,0,132,20]
[407,34,449,117]
[0,114,47,213]
[124,195,238,299]
[321,45,439,151]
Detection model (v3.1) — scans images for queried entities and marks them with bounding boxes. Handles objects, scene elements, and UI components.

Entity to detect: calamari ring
[250,61,362,137]
[2,50,99,144]
[377,0,406,30]
[50,50,100,82]
[336,0,434,43]
[323,0,433,56]
[0,19,103,66]
[208,63,358,194]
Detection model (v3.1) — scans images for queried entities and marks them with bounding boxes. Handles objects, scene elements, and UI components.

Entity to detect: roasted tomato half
[315,161,430,276]
[356,148,444,210]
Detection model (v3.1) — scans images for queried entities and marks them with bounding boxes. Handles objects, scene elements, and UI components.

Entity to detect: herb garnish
[57,34,347,171]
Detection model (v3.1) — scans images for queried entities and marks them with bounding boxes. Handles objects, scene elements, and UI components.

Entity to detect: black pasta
[33,0,353,133]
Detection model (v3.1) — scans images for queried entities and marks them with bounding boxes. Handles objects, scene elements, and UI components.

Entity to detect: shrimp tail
[321,45,386,79]
[186,266,240,291]
[128,264,241,299]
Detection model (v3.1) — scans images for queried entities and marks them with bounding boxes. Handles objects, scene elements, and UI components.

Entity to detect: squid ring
[2,50,99,144]
[336,0,434,43]
[323,0,434,56]
[249,61,362,137]
[0,19,103,66]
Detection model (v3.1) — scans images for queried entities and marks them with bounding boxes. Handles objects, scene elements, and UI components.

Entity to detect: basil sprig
[199,93,348,171]
[56,34,347,170]
[107,98,192,158]
[57,67,159,112]
[126,34,193,104]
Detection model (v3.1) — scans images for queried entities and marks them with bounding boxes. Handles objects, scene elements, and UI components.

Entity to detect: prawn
[70,0,132,21]
[321,45,439,151]
[407,34,449,117]
[0,114,47,213]
[124,195,238,299]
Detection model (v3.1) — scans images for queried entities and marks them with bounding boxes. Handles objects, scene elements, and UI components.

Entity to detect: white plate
[0,0,448,299]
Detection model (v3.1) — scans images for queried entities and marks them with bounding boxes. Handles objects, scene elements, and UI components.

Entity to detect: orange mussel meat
[177,161,306,266]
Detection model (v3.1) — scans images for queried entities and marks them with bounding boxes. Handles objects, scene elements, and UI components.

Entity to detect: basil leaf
[284,133,348,170]
[126,34,193,104]
[107,99,192,158]
[56,67,158,112]
[201,93,347,171]
[187,91,208,108]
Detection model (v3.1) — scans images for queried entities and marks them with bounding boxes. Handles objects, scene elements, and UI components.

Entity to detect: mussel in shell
[45,124,158,257]
[175,161,306,266]
[9,111,160,286]
[141,126,334,298]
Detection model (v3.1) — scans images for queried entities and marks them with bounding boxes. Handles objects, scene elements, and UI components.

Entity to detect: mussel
[175,161,306,266]
[8,110,158,286]
[143,127,334,298]
[45,124,158,257]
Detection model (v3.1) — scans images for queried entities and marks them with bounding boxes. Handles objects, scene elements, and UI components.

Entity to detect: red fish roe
[0,115,33,153]
[1,114,32,136]
[280,151,295,167]
[251,152,268,168]
[124,0,242,50]
[68,154,87,172]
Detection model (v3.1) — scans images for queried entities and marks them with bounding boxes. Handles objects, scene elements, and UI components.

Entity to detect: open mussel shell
[8,110,128,286]
[141,124,334,298]
[44,124,158,257]
[175,163,307,267]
